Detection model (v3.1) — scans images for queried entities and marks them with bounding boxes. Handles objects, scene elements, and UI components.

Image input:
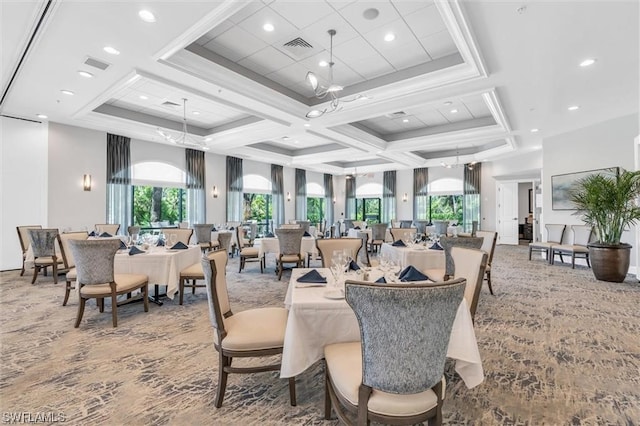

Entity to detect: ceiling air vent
[84,56,110,71]
[280,36,317,61]
[283,37,313,49]
[161,101,181,108]
[385,111,407,119]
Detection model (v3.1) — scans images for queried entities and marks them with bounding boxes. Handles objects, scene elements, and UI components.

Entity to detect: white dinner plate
[324,289,345,300]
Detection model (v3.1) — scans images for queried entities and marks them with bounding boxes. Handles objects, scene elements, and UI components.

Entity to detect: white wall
[396,169,413,220]
[205,152,226,225]
[1,117,49,270]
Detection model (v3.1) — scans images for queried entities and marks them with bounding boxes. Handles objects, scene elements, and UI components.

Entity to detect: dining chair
[324,278,466,425]
[423,236,484,282]
[56,231,89,306]
[274,228,305,280]
[236,226,263,273]
[127,226,140,236]
[369,223,388,253]
[315,237,363,268]
[162,228,193,245]
[294,220,311,234]
[356,231,372,267]
[95,223,120,235]
[458,220,479,238]
[16,225,42,276]
[68,239,148,327]
[217,231,233,256]
[389,227,417,242]
[201,249,296,408]
[476,230,498,295]
[194,224,217,252]
[550,225,593,269]
[28,228,62,284]
[450,246,488,321]
[179,260,206,306]
[342,219,354,236]
[413,220,429,235]
[399,219,413,228]
[529,224,566,263]
[433,220,449,236]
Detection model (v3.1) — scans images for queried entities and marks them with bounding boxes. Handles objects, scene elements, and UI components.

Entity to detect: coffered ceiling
[1,0,638,176]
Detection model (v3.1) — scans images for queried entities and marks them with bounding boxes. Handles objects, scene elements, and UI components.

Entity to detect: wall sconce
[212,185,219,198]
[83,174,92,191]
[286,192,291,202]
[402,193,408,202]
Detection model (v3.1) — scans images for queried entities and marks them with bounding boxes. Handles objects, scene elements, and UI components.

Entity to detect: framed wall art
[551,167,619,210]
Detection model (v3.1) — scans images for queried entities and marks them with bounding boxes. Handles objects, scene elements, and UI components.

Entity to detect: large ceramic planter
[588,243,631,282]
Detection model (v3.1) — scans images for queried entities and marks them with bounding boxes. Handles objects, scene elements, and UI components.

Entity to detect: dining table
[379,242,445,271]
[280,267,484,389]
[346,227,392,242]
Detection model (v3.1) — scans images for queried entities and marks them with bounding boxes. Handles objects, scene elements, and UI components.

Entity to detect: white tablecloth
[114,245,201,300]
[281,268,484,388]
[380,243,445,271]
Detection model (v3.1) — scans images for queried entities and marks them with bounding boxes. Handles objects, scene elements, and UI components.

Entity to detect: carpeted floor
[1,245,639,425]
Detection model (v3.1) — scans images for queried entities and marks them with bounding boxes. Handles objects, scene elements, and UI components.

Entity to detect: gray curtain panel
[463,162,481,232]
[295,168,307,220]
[382,170,396,225]
[324,173,334,228]
[226,156,243,222]
[186,148,205,227]
[271,164,285,228]
[413,167,429,220]
[345,176,356,220]
[106,133,131,234]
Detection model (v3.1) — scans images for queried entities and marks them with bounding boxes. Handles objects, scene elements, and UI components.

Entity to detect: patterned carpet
[1,245,639,425]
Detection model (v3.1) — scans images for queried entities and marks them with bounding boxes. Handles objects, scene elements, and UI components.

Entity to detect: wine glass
[169,234,178,246]
[131,233,139,246]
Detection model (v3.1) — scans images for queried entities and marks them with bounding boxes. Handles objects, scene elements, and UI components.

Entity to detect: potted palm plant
[569,169,640,282]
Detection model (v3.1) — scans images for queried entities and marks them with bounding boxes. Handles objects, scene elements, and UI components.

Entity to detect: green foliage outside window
[429,195,463,223]
[133,186,185,226]
[355,198,381,223]
[243,193,272,222]
[306,197,324,224]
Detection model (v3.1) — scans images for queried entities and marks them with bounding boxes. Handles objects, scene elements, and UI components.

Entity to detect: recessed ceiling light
[205,137,212,142]
[450,108,458,113]
[61,90,74,95]
[530,128,539,133]
[568,105,580,111]
[36,114,48,119]
[78,71,93,78]
[103,46,120,55]
[138,10,156,23]
[363,8,379,20]
[282,136,290,141]
[402,119,409,123]
[303,123,311,127]
[384,33,395,42]
[319,60,328,67]
[294,140,300,144]
[263,23,274,32]
[579,58,596,67]
[139,95,148,100]
[444,101,453,106]
[192,111,200,115]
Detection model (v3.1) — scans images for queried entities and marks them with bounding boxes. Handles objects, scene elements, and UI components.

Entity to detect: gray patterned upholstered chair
[162,228,193,245]
[370,223,388,253]
[356,231,372,267]
[16,225,42,276]
[399,219,413,228]
[236,226,263,273]
[450,246,487,321]
[57,231,89,306]
[274,228,305,280]
[324,278,466,425]
[95,223,120,235]
[28,228,62,284]
[424,236,484,282]
[194,224,218,252]
[342,219,354,236]
[476,230,498,295]
[294,220,311,234]
[433,220,449,236]
[550,225,592,269]
[529,224,566,263]
[68,239,148,328]
[316,237,363,268]
[216,231,233,256]
[127,226,140,236]
[201,249,296,408]
[413,220,430,235]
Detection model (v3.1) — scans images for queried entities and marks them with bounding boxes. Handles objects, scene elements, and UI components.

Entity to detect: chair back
[433,220,449,236]
[399,220,413,228]
[295,220,310,234]
[236,226,253,247]
[389,227,417,242]
[17,225,42,253]
[202,249,231,336]
[545,224,566,243]
[343,219,354,233]
[280,223,301,229]
[57,231,89,269]
[329,225,337,238]
[127,226,140,236]
[95,224,120,235]
[451,246,487,319]
[178,221,190,229]
[476,230,498,266]
[470,220,478,237]
[275,228,305,255]
[194,224,214,244]
[571,225,592,246]
[316,237,363,268]
[356,231,371,267]
[68,239,120,285]
[345,278,466,393]
[352,220,366,229]
[28,228,58,258]
[162,228,193,245]
[413,220,429,235]
[217,231,233,253]
[370,223,388,242]
[439,236,484,278]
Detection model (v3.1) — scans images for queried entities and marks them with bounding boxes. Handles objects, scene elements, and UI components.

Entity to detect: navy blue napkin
[229,226,235,230]
[348,260,360,271]
[212,227,217,232]
[427,222,433,226]
[100,232,112,237]
[170,241,188,250]
[129,246,145,256]
[303,231,311,237]
[119,240,127,250]
[429,242,444,250]
[451,223,458,227]
[354,226,361,230]
[156,239,165,246]
[392,240,406,247]
[88,231,96,237]
[266,232,275,238]
[296,269,327,283]
[375,276,387,284]
[398,265,429,282]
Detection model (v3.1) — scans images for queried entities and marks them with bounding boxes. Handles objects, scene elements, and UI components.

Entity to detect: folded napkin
[348,260,360,271]
[296,269,327,284]
[170,241,188,250]
[375,276,387,284]
[100,232,112,237]
[303,231,311,237]
[265,232,275,238]
[398,265,429,282]
[392,240,406,247]
[429,242,444,250]
[451,223,458,227]
[119,240,127,250]
[156,239,165,247]
[212,227,217,232]
[229,226,235,230]
[88,231,96,237]
[354,226,361,230]
[427,222,433,226]
[129,246,145,256]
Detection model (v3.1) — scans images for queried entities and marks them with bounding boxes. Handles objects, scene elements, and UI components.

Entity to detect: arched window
[243,174,272,233]
[131,161,186,228]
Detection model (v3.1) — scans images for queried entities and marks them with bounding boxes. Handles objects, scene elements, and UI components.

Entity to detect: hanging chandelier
[157,98,209,151]
[305,29,366,118]
[440,148,477,170]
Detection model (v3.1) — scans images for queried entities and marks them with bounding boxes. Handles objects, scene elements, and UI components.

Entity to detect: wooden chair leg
[111,293,118,327]
[215,352,230,408]
[63,281,71,306]
[192,279,196,294]
[260,256,264,273]
[74,297,86,328]
[528,246,532,260]
[179,278,185,305]
[571,254,576,269]
[289,377,296,406]
[31,265,39,284]
[52,262,58,284]
[142,285,149,312]
[586,255,591,268]
[98,298,105,312]
[324,365,332,419]
[20,261,25,276]
[486,271,494,295]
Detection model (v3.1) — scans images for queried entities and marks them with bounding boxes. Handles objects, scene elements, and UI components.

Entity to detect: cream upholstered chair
[450,246,488,321]
[28,228,62,284]
[201,249,296,408]
[315,237,363,268]
[68,239,148,328]
[194,224,218,252]
[356,231,372,267]
[529,224,566,263]
[57,231,89,306]
[274,228,305,280]
[423,236,484,282]
[389,227,417,242]
[16,225,42,276]
[236,226,263,273]
[370,223,388,253]
[324,278,466,425]
[476,230,498,295]
[217,231,233,255]
[127,226,140,236]
[162,228,193,245]
[550,225,593,269]
[95,224,120,235]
